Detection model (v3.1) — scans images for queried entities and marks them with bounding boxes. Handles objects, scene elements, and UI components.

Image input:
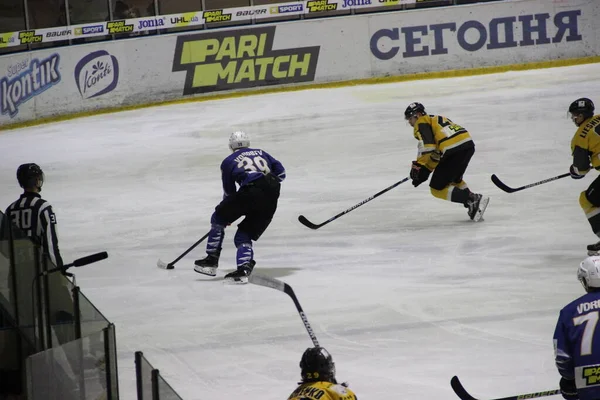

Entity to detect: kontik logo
[74,50,119,99]
[1,54,61,118]
[172,26,320,95]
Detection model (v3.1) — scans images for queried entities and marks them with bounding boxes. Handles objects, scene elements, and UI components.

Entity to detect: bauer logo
[172,26,320,95]
[0,54,61,118]
[74,50,119,99]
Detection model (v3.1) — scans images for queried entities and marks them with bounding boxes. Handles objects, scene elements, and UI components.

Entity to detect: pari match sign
[172,26,320,94]
[0,0,417,48]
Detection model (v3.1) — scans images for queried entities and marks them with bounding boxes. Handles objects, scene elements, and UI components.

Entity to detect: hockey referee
[4,163,63,269]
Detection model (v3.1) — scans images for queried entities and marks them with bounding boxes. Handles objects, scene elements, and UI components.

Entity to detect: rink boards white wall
[1,0,598,127]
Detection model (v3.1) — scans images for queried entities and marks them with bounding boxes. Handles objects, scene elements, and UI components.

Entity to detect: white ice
[1,63,600,400]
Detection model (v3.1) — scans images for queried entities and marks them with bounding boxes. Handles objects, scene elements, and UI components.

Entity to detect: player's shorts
[215,174,281,240]
[430,145,475,191]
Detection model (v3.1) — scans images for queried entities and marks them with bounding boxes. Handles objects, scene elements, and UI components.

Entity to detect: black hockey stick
[450,376,560,400]
[157,231,210,270]
[298,177,410,230]
[491,173,570,193]
[249,274,319,346]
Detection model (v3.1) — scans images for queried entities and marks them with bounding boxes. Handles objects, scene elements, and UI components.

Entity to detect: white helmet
[578,256,600,291]
[229,131,250,151]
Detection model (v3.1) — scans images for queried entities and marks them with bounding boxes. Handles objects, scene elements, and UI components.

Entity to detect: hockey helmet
[578,256,600,291]
[569,98,595,120]
[404,102,426,120]
[229,131,250,151]
[300,347,336,383]
[17,163,44,191]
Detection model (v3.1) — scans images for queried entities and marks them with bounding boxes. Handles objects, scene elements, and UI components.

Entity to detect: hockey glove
[559,377,578,400]
[410,161,431,187]
[570,165,586,180]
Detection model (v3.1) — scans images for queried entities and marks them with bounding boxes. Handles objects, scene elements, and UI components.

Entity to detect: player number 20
[574,311,599,356]
[238,156,271,174]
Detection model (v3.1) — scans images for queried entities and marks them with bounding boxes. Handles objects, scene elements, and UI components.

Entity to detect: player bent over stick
[565,98,600,256]
[194,131,286,284]
[404,102,489,222]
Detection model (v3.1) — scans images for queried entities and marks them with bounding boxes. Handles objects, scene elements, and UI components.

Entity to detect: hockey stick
[491,173,570,193]
[450,376,560,400]
[157,232,210,270]
[298,177,410,230]
[249,274,319,346]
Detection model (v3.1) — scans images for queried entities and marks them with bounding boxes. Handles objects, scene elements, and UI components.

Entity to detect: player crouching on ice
[194,131,286,284]
[566,98,600,256]
[287,347,357,400]
[554,256,600,400]
[404,102,489,222]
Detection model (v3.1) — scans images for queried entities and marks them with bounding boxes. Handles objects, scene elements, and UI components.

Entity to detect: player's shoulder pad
[330,383,350,395]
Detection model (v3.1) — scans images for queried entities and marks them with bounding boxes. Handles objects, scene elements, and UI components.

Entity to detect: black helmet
[569,98,595,119]
[17,163,44,191]
[300,347,336,383]
[404,102,425,120]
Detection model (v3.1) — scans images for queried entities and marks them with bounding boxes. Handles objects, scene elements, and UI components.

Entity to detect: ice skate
[224,260,256,284]
[194,254,219,277]
[587,241,600,256]
[467,193,490,222]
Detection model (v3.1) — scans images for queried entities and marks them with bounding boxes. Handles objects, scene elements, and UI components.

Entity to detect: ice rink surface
[2,63,600,399]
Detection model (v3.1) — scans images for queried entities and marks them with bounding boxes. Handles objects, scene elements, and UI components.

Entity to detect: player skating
[404,102,489,221]
[194,131,286,283]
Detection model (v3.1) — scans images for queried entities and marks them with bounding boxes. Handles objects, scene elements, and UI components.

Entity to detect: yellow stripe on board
[2,55,599,132]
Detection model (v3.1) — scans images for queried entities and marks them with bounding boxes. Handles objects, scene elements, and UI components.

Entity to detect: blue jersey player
[194,131,286,283]
[554,256,600,400]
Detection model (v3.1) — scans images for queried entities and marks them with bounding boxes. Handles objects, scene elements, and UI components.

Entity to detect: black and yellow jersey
[288,381,357,400]
[413,114,474,170]
[571,115,600,174]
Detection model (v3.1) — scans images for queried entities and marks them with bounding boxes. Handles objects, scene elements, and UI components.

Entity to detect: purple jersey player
[194,131,286,283]
[554,256,600,400]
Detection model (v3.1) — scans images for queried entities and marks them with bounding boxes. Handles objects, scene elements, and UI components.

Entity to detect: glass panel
[110,0,155,19]
[139,352,154,400]
[137,352,183,400]
[158,373,184,400]
[158,0,202,14]
[0,212,15,318]
[204,0,249,8]
[11,237,41,349]
[77,288,109,338]
[0,0,26,33]
[106,324,119,398]
[27,0,67,29]
[46,261,77,347]
[69,0,110,25]
[26,329,109,400]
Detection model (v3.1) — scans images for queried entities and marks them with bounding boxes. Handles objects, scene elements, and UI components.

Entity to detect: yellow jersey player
[567,98,600,255]
[404,102,489,222]
[287,347,357,400]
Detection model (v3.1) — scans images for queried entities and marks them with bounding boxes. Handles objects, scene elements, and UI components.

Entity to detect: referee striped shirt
[5,192,63,268]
